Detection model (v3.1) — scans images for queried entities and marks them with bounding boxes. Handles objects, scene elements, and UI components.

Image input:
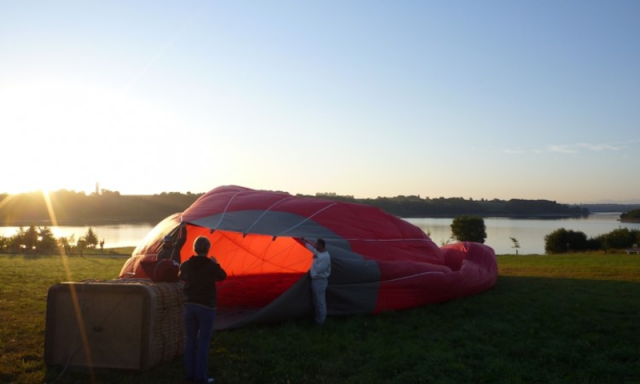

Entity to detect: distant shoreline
[0,212,601,227]
[0,218,161,226]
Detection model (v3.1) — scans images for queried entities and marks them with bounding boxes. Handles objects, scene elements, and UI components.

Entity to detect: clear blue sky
[1,1,638,203]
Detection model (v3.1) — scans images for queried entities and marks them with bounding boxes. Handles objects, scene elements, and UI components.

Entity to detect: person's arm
[300,238,318,256]
[210,258,227,281]
[305,243,318,255]
[176,223,188,248]
[178,262,187,281]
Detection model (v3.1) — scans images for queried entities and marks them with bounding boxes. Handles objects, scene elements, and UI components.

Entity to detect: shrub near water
[544,227,640,254]
[544,228,589,253]
[596,228,640,250]
[450,215,487,243]
[1,253,640,384]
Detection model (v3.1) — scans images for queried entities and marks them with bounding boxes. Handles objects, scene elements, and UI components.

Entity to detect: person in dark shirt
[156,235,175,260]
[179,236,227,384]
[157,224,187,264]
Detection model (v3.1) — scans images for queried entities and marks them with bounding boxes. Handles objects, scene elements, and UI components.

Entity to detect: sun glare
[41,190,59,227]
[1,78,182,196]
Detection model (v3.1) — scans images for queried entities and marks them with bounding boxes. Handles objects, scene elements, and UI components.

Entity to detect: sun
[0,77,176,195]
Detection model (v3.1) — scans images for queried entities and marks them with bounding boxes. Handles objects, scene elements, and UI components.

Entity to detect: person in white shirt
[303,238,331,324]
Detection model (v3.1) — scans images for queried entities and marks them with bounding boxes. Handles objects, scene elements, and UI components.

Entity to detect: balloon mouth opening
[176,226,313,310]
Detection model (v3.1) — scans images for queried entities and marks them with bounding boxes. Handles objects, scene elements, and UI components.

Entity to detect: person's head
[193,236,211,256]
[315,238,326,252]
[162,235,172,247]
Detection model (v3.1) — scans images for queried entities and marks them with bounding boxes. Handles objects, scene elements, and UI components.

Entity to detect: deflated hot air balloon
[119,186,498,330]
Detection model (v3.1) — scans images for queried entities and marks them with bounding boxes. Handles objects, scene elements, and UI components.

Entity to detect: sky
[1,1,639,204]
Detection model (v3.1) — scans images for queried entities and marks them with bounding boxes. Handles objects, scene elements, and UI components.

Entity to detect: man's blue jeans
[311,278,328,324]
[184,303,216,383]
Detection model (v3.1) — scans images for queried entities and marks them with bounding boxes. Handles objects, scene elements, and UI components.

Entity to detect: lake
[406,213,640,254]
[1,213,638,255]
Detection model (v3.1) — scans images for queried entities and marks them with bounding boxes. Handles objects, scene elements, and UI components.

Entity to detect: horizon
[2,186,639,206]
[1,2,639,204]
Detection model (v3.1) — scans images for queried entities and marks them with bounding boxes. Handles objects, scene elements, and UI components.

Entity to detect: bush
[37,227,58,253]
[586,237,602,251]
[544,228,589,254]
[83,227,99,248]
[596,228,640,250]
[5,226,59,253]
[451,215,487,243]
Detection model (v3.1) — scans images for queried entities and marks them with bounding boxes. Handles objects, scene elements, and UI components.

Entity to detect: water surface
[406,213,639,254]
[1,213,638,254]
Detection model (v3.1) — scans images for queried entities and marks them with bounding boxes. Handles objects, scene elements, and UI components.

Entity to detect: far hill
[620,208,640,223]
[0,190,202,225]
[577,204,640,213]
[0,189,589,225]
[301,193,588,218]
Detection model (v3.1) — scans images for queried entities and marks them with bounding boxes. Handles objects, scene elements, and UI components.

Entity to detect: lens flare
[42,191,96,379]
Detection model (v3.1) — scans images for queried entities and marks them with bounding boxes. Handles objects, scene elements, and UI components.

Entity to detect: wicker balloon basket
[45,279,185,371]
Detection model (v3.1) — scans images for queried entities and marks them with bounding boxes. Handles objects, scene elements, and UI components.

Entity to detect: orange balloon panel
[179,228,312,276]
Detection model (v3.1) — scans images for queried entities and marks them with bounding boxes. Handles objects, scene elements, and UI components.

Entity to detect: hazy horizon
[2,1,638,204]
[2,186,639,206]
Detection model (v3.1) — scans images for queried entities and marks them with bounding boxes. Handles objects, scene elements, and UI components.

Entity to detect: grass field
[1,253,639,384]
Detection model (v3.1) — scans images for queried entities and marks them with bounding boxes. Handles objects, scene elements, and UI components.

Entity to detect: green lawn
[1,253,639,384]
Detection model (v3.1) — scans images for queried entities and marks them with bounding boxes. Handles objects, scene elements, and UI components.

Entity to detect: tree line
[0,225,103,255]
[307,193,589,218]
[0,190,202,224]
[544,227,640,254]
[0,189,589,225]
[620,209,640,223]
